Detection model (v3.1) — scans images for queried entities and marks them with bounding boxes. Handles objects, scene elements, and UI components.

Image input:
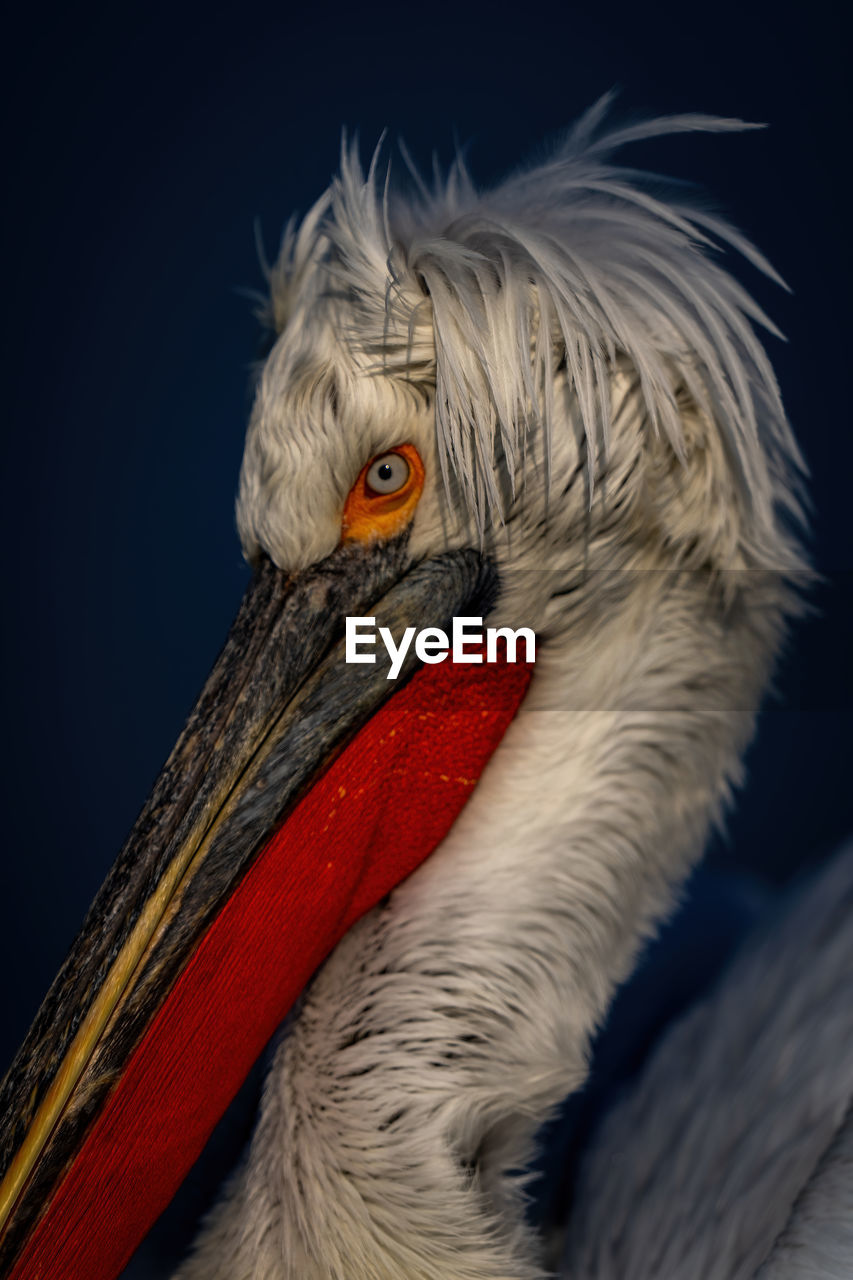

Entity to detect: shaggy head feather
[238,91,805,578]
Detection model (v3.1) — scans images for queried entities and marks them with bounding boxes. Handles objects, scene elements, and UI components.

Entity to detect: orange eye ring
[341,443,425,544]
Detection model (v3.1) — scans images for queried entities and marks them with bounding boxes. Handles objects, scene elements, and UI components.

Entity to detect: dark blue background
[1,0,850,1271]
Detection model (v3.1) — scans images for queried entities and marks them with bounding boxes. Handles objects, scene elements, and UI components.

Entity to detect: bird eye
[341,443,425,544]
[366,453,411,495]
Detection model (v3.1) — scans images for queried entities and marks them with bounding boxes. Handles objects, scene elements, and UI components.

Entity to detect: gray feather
[561,844,853,1279]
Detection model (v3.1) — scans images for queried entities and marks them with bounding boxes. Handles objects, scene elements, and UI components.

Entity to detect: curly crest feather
[256,92,805,563]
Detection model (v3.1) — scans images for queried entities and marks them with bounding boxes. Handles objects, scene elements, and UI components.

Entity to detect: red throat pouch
[10,651,532,1280]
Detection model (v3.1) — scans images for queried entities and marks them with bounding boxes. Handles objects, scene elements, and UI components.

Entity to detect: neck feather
[176,568,786,1280]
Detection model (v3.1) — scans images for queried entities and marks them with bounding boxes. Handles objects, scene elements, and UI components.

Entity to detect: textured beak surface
[0,540,511,1277]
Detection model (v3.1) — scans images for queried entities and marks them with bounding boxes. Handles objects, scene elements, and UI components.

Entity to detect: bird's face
[234,291,650,649]
[236,283,465,574]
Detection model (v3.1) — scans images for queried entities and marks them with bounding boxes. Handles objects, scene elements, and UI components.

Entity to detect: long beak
[0,538,506,1277]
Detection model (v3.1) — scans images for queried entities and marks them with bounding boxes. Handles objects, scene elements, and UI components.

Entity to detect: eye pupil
[378,463,393,481]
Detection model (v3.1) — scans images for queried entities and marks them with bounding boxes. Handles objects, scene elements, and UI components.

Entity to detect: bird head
[0,98,808,1280]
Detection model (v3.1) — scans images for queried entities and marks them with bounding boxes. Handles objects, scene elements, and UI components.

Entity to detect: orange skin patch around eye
[341,443,426,544]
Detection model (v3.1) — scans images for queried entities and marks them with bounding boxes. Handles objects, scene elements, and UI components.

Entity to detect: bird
[2,94,847,1280]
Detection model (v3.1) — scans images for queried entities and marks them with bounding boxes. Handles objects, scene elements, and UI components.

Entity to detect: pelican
[2,95,848,1280]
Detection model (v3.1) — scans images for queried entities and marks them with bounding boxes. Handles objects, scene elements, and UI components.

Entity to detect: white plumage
[171,99,843,1279]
